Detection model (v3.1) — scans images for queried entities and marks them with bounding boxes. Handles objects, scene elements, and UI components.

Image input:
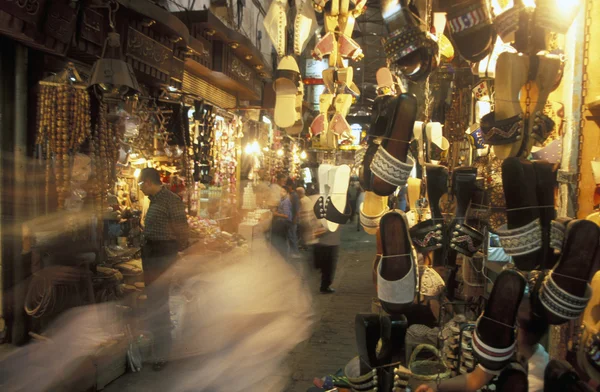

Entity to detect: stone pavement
[104,223,376,392]
[285,223,377,392]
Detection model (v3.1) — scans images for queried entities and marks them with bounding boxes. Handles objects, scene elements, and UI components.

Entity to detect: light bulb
[277,149,284,157]
[134,168,141,178]
[300,151,307,160]
[245,143,253,155]
[252,141,260,153]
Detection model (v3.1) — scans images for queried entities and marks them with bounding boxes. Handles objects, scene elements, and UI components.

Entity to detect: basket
[408,344,451,382]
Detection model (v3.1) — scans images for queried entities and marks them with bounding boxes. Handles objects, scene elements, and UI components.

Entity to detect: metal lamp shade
[89,58,140,96]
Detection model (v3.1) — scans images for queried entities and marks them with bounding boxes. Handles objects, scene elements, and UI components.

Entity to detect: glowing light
[262,116,272,124]
[252,141,260,152]
[168,86,177,92]
[300,151,307,160]
[522,0,536,8]
[556,0,578,13]
[134,168,141,178]
[276,149,284,157]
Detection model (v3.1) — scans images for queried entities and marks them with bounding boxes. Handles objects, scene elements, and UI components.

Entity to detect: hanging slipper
[578,272,600,380]
[370,93,417,196]
[473,269,526,373]
[376,67,396,96]
[360,193,389,235]
[377,210,417,314]
[329,94,353,136]
[425,122,449,164]
[419,266,446,298]
[444,0,495,62]
[497,157,542,271]
[381,0,439,82]
[263,0,288,57]
[286,81,305,136]
[531,160,558,270]
[481,52,528,159]
[274,56,302,129]
[354,314,383,374]
[338,34,364,61]
[517,53,563,158]
[537,219,599,325]
[425,164,449,267]
[373,228,383,285]
[294,0,319,56]
[405,177,422,227]
[447,167,483,267]
[493,1,524,44]
[312,31,337,60]
[313,165,352,232]
[310,93,334,137]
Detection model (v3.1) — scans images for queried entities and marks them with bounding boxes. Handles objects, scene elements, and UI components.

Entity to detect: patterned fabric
[480,112,524,145]
[370,146,414,187]
[410,219,444,252]
[384,25,438,65]
[450,222,484,257]
[531,111,555,145]
[144,187,189,246]
[493,4,523,41]
[472,321,516,363]
[359,203,388,230]
[377,253,417,304]
[448,4,491,36]
[420,267,446,297]
[550,218,572,253]
[497,218,542,256]
[539,272,592,320]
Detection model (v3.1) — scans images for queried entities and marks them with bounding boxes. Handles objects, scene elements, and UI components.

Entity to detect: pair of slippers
[381,0,439,82]
[313,164,352,232]
[357,93,417,235]
[264,0,319,57]
[474,219,600,376]
[480,51,563,159]
[409,165,484,270]
[274,56,305,133]
[351,313,410,390]
[496,157,558,271]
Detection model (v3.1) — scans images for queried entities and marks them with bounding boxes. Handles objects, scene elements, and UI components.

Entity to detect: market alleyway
[104,223,377,392]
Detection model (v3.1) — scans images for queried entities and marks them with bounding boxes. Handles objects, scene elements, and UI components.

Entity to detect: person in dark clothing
[139,168,189,371]
[287,179,301,257]
[313,228,340,293]
[272,186,293,259]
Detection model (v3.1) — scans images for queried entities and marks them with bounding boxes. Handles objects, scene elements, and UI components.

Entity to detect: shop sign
[305,58,328,79]
[126,27,174,75]
[171,56,184,82]
[44,1,78,44]
[80,7,104,46]
[1,0,46,25]
[228,54,261,97]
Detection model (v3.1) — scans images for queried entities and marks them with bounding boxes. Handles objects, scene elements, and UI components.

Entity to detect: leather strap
[531,111,555,145]
[314,196,352,224]
[370,146,414,187]
[540,272,592,320]
[493,4,523,41]
[377,253,417,304]
[359,203,389,230]
[447,1,492,37]
[496,218,542,256]
[449,222,484,257]
[410,219,444,252]
[550,218,572,253]
[480,112,525,146]
[275,69,301,88]
[472,318,516,363]
[384,25,439,65]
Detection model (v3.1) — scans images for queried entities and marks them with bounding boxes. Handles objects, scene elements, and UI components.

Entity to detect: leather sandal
[381,0,439,82]
[498,157,542,271]
[329,94,353,136]
[312,31,337,60]
[263,0,287,57]
[444,0,495,62]
[425,164,449,267]
[294,0,319,56]
[378,211,417,314]
[370,93,417,196]
[446,166,479,267]
[532,160,558,270]
[537,219,599,325]
[310,93,334,136]
[486,52,528,159]
[493,1,524,44]
[338,34,364,61]
[473,269,526,373]
[274,56,302,129]
[354,314,383,374]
